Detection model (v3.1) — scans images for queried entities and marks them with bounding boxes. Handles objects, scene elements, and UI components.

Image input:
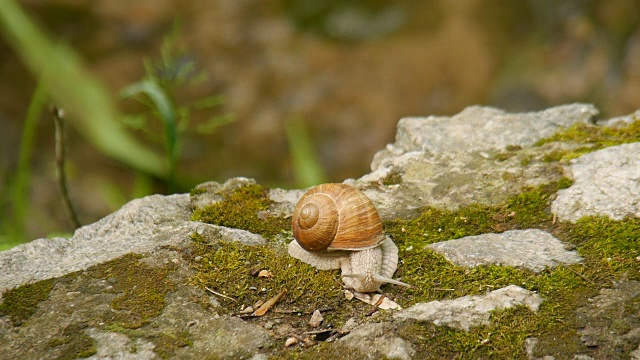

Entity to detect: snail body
[288,183,409,292]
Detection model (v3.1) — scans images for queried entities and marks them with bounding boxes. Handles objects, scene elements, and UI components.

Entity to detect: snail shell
[291,183,385,252]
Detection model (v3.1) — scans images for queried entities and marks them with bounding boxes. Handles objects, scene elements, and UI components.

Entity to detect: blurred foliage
[121,22,234,192]
[284,118,327,188]
[0,6,237,250]
[0,0,166,177]
[0,80,48,250]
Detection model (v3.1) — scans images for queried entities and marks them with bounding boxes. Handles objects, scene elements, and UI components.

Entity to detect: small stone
[258,270,273,278]
[308,310,324,328]
[395,285,544,331]
[344,290,354,300]
[427,229,582,272]
[240,306,254,314]
[284,337,298,347]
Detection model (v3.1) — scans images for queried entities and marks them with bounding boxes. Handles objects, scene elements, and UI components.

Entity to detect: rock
[350,105,599,218]
[427,229,583,272]
[0,192,267,294]
[551,142,640,222]
[389,104,597,155]
[173,316,272,359]
[394,285,544,331]
[574,281,640,359]
[86,329,158,359]
[0,194,192,293]
[308,310,324,328]
[336,322,415,360]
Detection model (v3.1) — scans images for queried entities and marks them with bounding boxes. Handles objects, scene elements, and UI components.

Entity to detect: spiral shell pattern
[292,183,385,252]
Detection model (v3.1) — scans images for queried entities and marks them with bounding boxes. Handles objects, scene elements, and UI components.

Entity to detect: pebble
[308,310,324,328]
[284,337,298,347]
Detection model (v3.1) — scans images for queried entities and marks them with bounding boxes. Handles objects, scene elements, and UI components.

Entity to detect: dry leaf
[253,289,287,316]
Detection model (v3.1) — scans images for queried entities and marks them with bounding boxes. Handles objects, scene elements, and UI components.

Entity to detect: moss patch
[85,254,176,329]
[382,169,404,185]
[188,232,390,353]
[191,183,289,239]
[381,181,640,358]
[47,322,97,360]
[0,278,55,325]
[536,120,640,149]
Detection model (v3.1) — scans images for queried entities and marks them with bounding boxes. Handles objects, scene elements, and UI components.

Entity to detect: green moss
[541,149,566,162]
[103,323,191,360]
[557,176,573,189]
[381,181,640,358]
[191,184,289,239]
[47,322,97,360]
[382,169,403,185]
[189,237,346,312]
[0,278,55,325]
[535,120,640,148]
[189,186,207,196]
[84,254,175,329]
[149,331,192,359]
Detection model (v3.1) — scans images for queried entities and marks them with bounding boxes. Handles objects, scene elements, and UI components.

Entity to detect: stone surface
[86,329,158,360]
[427,229,583,272]
[573,280,640,359]
[551,142,640,222]
[0,243,273,360]
[0,194,191,293]
[394,285,544,331]
[336,322,415,360]
[0,193,266,294]
[351,105,601,217]
[391,104,597,154]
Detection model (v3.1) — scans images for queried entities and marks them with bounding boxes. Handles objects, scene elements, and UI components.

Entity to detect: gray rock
[394,285,544,331]
[353,105,600,217]
[382,103,597,156]
[86,329,158,360]
[0,194,191,293]
[336,322,415,360]
[551,142,640,222]
[173,316,272,359]
[0,193,266,294]
[427,229,583,272]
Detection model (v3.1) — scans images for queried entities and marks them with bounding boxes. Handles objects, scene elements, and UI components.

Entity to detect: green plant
[284,117,327,188]
[121,22,234,192]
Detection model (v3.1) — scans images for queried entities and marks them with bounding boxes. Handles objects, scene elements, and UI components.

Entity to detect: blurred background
[1,0,639,249]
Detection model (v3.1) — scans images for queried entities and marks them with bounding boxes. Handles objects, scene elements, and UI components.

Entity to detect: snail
[287,183,410,293]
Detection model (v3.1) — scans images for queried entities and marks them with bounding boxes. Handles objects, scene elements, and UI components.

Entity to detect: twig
[204,286,238,303]
[253,288,287,316]
[51,106,81,229]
